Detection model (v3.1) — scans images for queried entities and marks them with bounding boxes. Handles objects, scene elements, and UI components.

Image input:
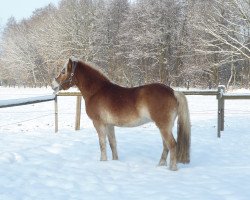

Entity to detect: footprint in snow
[0,152,24,164]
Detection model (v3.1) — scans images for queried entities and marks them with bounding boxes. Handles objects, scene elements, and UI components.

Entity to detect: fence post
[55,95,58,133]
[217,85,225,138]
[75,96,82,130]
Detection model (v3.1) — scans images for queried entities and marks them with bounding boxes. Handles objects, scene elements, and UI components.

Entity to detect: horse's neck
[76,65,110,99]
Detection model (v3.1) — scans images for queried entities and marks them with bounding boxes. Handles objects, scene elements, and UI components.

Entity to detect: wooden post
[55,95,58,133]
[217,85,225,138]
[187,80,190,90]
[221,95,225,132]
[75,96,82,130]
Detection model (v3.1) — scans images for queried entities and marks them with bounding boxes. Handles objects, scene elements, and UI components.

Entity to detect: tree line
[0,0,249,89]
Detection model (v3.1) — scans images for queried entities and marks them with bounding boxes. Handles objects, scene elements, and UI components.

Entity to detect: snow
[1,87,250,200]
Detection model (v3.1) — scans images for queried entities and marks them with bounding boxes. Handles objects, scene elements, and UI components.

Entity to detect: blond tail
[174,91,191,164]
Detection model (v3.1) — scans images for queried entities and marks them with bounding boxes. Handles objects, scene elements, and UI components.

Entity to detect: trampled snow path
[0,87,250,200]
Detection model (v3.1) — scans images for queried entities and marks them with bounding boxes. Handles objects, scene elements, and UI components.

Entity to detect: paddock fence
[56,92,83,132]
[57,86,250,138]
[172,86,250,137]
[0,94,58,132]
[216,86,250,137]
[1,86,250,137]
[0,93,83,133]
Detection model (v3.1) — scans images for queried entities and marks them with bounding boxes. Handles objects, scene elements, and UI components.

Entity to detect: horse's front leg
[107,125,118,160]
[93,121,108,161]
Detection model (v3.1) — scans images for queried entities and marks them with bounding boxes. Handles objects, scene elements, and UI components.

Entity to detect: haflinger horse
[52,57,191,171]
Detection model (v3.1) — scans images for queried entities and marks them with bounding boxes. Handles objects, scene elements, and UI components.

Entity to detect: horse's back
[137,83,175,100]
[101,83,176,109]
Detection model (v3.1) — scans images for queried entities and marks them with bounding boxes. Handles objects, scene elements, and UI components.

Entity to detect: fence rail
[57,92,82,96]
[223,94,250,100]
[180,90,218,96]
[0,95,55,108]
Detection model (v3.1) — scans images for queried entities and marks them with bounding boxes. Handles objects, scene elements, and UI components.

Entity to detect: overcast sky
[0,0,61,28]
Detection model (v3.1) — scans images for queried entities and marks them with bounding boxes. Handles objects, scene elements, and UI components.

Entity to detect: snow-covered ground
[1,87,250,200]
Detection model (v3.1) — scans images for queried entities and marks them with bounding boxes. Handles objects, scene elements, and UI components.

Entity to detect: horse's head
[52,57,78,93]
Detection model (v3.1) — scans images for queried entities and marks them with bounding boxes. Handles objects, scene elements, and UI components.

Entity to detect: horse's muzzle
[51,79,60,93]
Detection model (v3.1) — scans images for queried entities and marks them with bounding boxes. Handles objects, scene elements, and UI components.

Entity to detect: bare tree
[0,0,249,88]
[190,0,250,88]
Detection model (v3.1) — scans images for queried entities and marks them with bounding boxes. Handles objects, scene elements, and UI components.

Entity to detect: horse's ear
[68,58,73,66]
[68,58,73,72]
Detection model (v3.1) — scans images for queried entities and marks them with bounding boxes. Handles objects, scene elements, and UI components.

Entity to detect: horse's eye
[61,69,65,74]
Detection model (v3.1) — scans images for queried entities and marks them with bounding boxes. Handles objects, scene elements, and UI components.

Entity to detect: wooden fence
[0,92,81,133]
[1,86,250,137]
[56,92,82,132]
[216,86,250,137]
[0,95,58,132]
[180,87,222,137]
[56,86,250,138]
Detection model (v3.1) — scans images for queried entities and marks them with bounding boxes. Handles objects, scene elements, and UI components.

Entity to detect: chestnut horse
[52,58,191,170]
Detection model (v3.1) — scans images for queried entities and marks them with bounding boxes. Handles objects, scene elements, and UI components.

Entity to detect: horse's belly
[116,116,152,127]
[101,107,151,127]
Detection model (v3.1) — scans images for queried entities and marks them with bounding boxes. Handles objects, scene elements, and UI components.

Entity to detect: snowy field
[1,86,250,200]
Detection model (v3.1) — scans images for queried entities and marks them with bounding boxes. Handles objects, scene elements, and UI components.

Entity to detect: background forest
[0,0,249,89]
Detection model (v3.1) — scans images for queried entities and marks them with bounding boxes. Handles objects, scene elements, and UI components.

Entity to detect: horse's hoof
[100,157,107,161]
[170,165,178,171]
[112,155,119,160]
[158,159,167,166]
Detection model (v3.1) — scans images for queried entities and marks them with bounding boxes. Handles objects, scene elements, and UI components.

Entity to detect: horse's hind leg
[158,139,169,166]
[160,129,177,171]
[107,125,118,160]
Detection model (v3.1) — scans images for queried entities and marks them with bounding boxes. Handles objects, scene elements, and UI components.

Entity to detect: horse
[52,57,191,171]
